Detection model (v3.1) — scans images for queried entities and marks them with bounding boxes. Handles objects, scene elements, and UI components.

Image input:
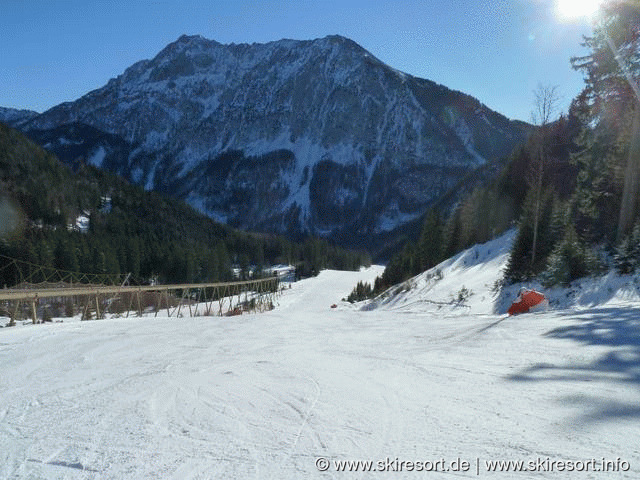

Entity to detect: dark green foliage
[500,95,601,285]
[570,1,640,243]
[347,281,373,303]
[614,222,640,274]
[0,123,370,287]
[504,0,640,285]
[441,206,463,259]
[541,225,603,287]
[371,125,580,293]
[369,209,445,295]
[457,186,517,250]
[570,93,627,244]
[417,209,444,272]
[504,189,564,282]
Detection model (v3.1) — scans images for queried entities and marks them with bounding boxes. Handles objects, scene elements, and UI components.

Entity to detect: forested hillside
[362,1,639,298]
[0,123,369,287]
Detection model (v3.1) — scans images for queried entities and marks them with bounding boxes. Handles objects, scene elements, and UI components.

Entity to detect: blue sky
[1,0,594,122]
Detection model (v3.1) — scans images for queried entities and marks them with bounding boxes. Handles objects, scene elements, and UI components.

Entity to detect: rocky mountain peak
[18,35,530,249]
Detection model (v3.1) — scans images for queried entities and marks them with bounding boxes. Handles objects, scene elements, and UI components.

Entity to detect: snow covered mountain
[20,34,529,245]
[0,107,39,128]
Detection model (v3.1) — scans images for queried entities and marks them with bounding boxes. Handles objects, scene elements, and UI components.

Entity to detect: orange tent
[507,288,549,316]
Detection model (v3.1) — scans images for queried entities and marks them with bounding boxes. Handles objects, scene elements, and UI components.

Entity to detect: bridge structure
[0,255,280,325]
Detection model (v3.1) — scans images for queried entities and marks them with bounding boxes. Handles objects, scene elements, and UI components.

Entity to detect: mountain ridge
[16,34,530,248]
[0,107,39,128]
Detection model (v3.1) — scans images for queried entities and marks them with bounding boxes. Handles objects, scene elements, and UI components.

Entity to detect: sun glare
[556,0,603,20]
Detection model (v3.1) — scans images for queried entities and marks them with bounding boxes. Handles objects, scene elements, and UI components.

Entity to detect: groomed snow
[2,237,640,478]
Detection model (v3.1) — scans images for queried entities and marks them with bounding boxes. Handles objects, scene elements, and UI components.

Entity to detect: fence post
[95,293,101,320]
[31,297,38,324]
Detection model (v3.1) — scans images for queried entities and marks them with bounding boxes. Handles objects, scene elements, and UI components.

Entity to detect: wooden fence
[0,277,280,325]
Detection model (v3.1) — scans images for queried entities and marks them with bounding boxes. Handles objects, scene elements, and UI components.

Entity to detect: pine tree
[127,237,141,280]
[215,242,231,281]
[442,206,462,259]
[55,236,79,273]
[37,240,54,271]
[347,281,373,303]
[542,224,601,287]
[417,209,443,271]
[614,221,640,274]
[571,1,640,241]
[505,187,556,283]
[93,248,107,275]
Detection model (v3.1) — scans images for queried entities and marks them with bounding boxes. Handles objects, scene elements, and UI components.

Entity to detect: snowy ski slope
[2,233,640,478]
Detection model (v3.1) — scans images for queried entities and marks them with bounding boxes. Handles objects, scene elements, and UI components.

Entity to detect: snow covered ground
[2,233,640,479]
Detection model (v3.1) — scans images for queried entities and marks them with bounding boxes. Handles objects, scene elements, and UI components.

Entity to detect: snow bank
[363,230,515,315]
[363,230,640,316]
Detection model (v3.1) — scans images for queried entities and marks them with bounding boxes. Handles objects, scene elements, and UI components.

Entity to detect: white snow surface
[87,147,107,168]
[3,234,640,478]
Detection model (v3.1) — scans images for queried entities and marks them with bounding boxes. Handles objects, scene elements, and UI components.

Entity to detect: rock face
[19,34,529,246]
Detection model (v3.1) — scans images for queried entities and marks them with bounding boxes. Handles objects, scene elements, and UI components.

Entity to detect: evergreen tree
[571,0,640,241]
[215,242,231,281]
[93,248,107,275]
[347,281,373,303]
[505,187,556,282]
[614,221,640,274]
[417,209,444,272]
[37,240,54,271]
[55,236,79,273]
[542,224,602,287]
[442,206,463,259]
[104,247,121,278]
[127,237,141,279]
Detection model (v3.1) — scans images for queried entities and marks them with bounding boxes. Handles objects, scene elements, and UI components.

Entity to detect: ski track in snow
[2,255,640,478]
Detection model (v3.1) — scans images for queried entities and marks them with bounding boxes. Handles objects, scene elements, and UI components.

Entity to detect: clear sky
[1,0,596,122]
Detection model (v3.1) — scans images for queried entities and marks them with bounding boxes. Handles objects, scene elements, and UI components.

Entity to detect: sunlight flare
[556,0,604,20]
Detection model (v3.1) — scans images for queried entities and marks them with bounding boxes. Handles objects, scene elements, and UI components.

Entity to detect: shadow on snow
[507,306,640,425]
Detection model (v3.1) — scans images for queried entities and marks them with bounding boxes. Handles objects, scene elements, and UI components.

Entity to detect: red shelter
[508,288,549,315]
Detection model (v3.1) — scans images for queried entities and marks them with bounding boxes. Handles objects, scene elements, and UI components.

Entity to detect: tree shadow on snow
[507,307,640,425]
